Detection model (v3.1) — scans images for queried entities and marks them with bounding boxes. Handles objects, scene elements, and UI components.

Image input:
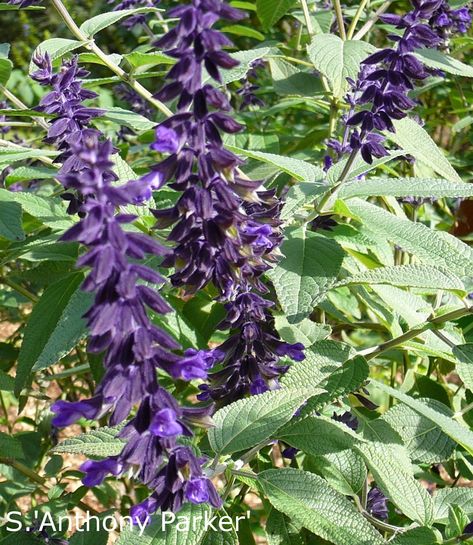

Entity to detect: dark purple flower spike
[146,0,305,405]
[33,56,222,516]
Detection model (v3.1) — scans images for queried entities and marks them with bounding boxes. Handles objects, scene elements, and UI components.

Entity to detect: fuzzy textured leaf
[208,386,324,454]
[259,469,385,545]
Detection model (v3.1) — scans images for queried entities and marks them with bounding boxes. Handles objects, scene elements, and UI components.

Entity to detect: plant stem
[0,121,36,128]
[50,0,173,118]
[353,0,391,40]
[347,0,370,40]
[332,0,347,40]
[315,148,359,214]
[1,277,39,303]
[0,391,12,433]
[0,85,50,131]
[361,306,473,361]
[300,0,315,37]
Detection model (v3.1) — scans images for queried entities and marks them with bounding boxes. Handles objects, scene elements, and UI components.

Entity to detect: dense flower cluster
[143,0,304,404]
[329,0,471,165]
[430,2,472,36]
[33,56,223,517]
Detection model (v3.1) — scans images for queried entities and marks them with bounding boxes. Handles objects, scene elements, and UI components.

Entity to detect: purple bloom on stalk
[35,58,222,516]
[148,0,304,404]
[331,0,470,167]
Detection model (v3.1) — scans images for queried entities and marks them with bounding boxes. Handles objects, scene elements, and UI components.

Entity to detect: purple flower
[152,126,180,154]
[51,397,104,427]
[36,56,223,517]
[275,342,305,362]
[330,0,468,167]
[8,0,42,6]
[332,411,359,431]
[149,408,184,437]
[366,486,389,520]
[147,0,304,404]
[80,458,122,487]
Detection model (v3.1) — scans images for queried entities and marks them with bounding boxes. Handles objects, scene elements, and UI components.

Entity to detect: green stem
[361,306,473,361]
[332,0,347,40]
[0,391,12,433]
[0,121,36,128]
[353,0,391,40]
[299,0,315,36]
[1,277,39,303]
[0,85,50,131]
[50,0,173,118]
[346,0,370,40]
[315,148,359,214]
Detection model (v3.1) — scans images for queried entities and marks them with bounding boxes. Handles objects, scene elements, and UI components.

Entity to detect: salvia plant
[1,1,473,545]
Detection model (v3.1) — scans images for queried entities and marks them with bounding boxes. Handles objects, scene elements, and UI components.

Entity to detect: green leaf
[453,344,473,391]
[208,386,324,454]
[382,398,456,463]
[0,432,24,459]
[0,370,15,391]
[80,8,161,38]
[221,24,265,41]
[259,468,385,545]
[30,39,85,72]
[340,198,473,275]
[372,380,473,456]
[327,150,406,185]
[335,264,466,295]
[308,34,375,97]
[281,342,369,411]
[268,227,344,323]
[355,441,434,525]
[0,189,72,231]
[5,166,58,185]
[446,505,469,540]
[15,274,91,394]
[102,107,155,132]
[116,504,233,545]
[415,47,473,77]
[52,426,124,457]
[123,51,174,69]
[268,57,324,96]
[339,177,473,199]
[0,200,24,241]
[0,43,10,59]
[276,415,357,456]
[0,58,12,86]
[274,315,331,348]
[219,47,271,84]
[388,117,461,183]
[434,488,473,523]
[0,145,58,164]
[256,0,296,30]
[227,146,324,182]
[266,509,303,545]
[309,449,367,496]
[390,527,440,545]
[281,181,327,222]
